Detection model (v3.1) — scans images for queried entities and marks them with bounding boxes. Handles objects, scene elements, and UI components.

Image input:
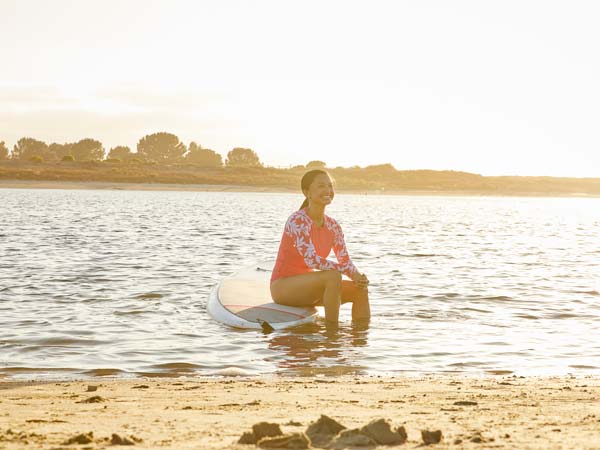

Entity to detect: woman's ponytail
[299,198,309,210]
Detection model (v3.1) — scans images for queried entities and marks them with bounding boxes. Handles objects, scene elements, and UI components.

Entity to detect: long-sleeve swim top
[270,208,359,283]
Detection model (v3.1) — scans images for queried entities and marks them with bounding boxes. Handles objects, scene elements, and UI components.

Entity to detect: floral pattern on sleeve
[283,210,359,278]
[326,217,359,278]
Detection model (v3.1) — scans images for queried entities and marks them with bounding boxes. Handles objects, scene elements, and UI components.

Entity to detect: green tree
[12,137,49,160]
[48,143,74,161]
[71,138,104,161]
[107,145,133,161]
[137,132,186,163]
[186,142,223,167]
[225,147,262,167]
[0,141,8,160]
[306,160,326,169]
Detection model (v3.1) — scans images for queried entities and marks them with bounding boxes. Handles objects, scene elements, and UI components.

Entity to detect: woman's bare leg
[270,270,343,324]
[341,280,371,322]
[310,280,370,322]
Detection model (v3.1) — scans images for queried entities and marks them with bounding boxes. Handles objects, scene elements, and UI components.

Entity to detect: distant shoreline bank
[2,160,600,197]
[1,179,600,198]
[0,179,296,193]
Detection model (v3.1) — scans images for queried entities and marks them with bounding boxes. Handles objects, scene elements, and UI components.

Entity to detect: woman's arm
[330,219,360,279]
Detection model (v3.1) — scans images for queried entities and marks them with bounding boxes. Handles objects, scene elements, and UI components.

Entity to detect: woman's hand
[351,272,369,290]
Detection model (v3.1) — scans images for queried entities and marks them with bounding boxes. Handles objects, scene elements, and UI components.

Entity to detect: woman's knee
[323,270,342,287]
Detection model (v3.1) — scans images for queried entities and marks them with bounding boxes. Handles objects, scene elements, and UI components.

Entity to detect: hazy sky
[1,0,599,176]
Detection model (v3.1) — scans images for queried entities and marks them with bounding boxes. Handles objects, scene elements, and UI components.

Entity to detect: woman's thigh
[271,272,369,306]
[309,281,366,306]
[270,270,338,306]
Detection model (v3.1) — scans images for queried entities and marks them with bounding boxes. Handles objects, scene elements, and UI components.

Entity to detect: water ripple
[1,189,599,379]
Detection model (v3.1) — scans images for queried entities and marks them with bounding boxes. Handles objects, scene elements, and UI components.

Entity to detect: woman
[270,169,370,324]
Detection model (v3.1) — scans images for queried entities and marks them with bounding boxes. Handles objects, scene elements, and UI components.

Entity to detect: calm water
[1,188,599,380]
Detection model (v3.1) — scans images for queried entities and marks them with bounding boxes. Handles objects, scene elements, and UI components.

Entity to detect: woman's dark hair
[299,169,332,210]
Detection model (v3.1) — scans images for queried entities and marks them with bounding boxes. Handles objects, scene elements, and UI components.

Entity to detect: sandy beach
[1,375,598,449]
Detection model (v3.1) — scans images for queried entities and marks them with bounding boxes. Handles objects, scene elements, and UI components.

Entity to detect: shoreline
[1,179,600,198]
[0,375,598,449]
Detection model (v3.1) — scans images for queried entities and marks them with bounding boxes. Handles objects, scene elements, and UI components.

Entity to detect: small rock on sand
[327,429,376,449]
[77,395,104,403]
[469,432,487,443]
[62,432,93,445]
[421,429,443,445]
[258,432,310,449]
[86,385,98,392]
[285,420,303,426]
[239,422,283,445]
[111,433,137,445]
[253,422,283,440]
[238,431,258,444]
[360,418,407,445]
[305,415,346,447]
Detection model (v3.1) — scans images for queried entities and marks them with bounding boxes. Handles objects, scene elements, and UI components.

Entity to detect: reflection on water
[267,320,370,377]
[1,188,600,380]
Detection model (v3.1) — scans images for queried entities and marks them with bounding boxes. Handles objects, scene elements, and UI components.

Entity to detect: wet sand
[0,375,598,449]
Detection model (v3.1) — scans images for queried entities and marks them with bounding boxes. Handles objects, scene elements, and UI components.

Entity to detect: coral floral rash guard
[270,208,359,284]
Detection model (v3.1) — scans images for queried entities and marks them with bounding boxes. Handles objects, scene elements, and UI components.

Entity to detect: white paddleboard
[208,260,319,330]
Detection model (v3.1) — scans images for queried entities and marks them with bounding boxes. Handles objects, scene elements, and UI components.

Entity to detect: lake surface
[1,188,599,380]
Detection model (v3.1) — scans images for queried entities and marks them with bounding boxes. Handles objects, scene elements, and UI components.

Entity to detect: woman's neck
[305,204,325,224]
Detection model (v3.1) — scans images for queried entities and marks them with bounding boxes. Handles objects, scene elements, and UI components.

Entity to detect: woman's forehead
[312,174,333,184]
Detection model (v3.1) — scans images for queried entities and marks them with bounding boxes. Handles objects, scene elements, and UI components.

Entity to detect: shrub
[61,155,75,162]
[104,158,122,163]
[30,155,43,163]
[306,160,326,169]
[107,145,132,160]
[129,158,143,164]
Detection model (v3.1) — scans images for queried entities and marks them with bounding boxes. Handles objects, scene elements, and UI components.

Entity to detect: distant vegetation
[0,141,8,160]
[1,133,600,196]
[2,132,262,168]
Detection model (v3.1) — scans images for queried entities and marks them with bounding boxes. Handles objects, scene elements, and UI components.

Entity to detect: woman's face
[305,173,335,206]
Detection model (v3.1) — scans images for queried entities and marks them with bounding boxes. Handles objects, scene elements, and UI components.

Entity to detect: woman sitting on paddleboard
[270,169,370,324]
